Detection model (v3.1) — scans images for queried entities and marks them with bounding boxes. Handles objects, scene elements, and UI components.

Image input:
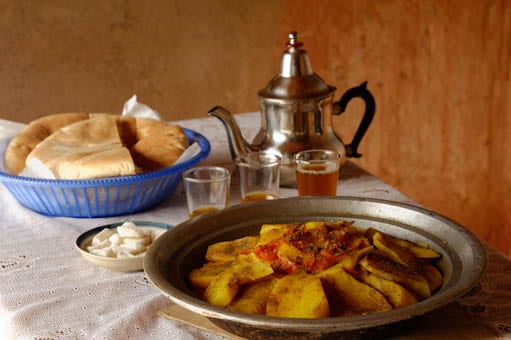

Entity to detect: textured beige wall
[281,0,511,255]
[0,0,282,122]
[1,0,510,255]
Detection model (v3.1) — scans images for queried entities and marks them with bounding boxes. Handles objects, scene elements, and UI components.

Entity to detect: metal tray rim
[145,196,488,335]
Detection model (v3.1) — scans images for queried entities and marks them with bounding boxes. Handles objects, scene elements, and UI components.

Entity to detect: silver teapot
[209,32,375,186]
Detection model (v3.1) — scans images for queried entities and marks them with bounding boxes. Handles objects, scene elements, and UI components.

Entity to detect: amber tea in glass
[295,149,340,196]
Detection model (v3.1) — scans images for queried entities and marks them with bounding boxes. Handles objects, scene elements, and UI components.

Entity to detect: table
[0,113,510,339]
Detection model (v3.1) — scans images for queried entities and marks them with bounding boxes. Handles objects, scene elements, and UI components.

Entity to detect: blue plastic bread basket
[0,128,210,218]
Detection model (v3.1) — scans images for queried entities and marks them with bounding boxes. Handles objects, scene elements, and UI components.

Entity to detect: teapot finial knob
[286,31,303,48]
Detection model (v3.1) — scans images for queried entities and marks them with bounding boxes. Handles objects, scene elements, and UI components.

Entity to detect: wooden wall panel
[0,0,509,255]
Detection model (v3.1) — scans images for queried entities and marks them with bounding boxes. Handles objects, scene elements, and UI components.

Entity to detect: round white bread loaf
[4,113,189,179]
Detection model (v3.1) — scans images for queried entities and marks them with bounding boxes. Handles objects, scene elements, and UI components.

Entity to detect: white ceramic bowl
[76,221,170,272]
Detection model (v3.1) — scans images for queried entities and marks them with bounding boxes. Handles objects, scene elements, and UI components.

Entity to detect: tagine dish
[189,220,443,318]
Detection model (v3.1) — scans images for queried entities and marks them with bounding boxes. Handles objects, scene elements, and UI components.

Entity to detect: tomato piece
[254,242,279,261]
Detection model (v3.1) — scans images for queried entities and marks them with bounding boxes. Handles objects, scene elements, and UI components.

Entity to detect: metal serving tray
[145,196,487,339]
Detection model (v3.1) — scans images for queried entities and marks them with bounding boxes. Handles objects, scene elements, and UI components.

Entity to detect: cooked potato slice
[205,236,259,263]
[227,278,276,315]
[364,227,378,240]
[371,229,441,260]
[204,259,274,307]
[325,220,355,228]
[259,223,296,235]
[372,231,418,268]
[358,270,418,308]
[257,224,294,246]
[266,273,330,318]
[337,246,374,271]
[256,229,283,247]
[395,239,441,259]
[189,260,234,289]
[372,232,442,293]
[304,221,326,230]
[277,242,302,262]
[235,258,275,284]
[420,262,443,293]
[318,264,392,315]
[360,252,431,300]
[204,268,239,307]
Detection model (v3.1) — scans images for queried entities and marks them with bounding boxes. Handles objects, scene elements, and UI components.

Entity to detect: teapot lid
[258,31,335,100]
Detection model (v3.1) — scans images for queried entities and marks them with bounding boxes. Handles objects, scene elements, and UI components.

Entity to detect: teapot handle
[332,81,375,158]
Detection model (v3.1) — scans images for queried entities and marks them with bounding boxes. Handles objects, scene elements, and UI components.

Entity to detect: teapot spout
[208,106,260,160]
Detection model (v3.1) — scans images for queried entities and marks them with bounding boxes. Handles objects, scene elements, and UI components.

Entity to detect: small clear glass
[182,166,231,218]
[295,149,341,196]
[235,152,281,203]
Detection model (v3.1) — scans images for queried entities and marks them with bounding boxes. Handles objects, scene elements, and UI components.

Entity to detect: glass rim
[234,152,281,168]
[182,166,231,183]
[294,149,341,163]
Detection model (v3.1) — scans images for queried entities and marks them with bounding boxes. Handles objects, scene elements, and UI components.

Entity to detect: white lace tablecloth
[0,113,509,339]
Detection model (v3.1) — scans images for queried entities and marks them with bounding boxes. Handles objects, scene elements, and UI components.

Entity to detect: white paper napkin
[121,94,163,121]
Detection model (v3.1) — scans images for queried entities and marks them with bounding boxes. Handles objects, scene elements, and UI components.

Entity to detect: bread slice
[127,117,189,171]
[4,113,90,174]
[25,115,137,179]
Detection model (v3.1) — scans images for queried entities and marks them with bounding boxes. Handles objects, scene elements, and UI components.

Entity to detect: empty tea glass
[182,166,231,218]
[235,152,281,203]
